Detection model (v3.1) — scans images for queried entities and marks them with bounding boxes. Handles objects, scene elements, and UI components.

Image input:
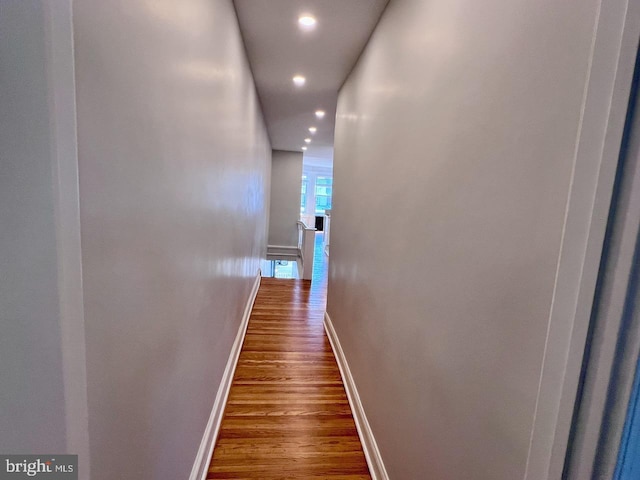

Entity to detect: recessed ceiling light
[308,127,317,134]
[292,75,306,87]
[304,138,311,143]
[298,15,317,30]
[302,146,308,151]
[315,110,325,118]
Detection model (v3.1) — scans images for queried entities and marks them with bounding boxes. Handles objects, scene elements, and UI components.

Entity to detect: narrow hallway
[208,236,369,478]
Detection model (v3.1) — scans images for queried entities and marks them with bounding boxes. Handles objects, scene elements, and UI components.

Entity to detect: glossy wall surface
[328,0,603,478]
[73,1,270,478]
[268,150,303,247]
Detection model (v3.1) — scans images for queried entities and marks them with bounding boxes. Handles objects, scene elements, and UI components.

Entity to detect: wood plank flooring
[207,250,371,479]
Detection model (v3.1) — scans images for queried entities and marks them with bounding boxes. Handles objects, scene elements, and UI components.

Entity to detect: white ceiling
[233,0,389,162]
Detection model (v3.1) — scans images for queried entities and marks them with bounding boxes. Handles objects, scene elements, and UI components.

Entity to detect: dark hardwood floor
[207,234,370,479]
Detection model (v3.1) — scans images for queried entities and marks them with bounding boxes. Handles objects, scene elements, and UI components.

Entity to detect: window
[315,177,332,213]
[300,175,307,213]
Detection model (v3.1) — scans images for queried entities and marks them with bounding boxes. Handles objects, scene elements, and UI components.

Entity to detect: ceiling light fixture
[315,110,325,119]
[298,15,317,30]
[304,138,311,143]
[308,127,317,134]
[292,75,306,87]
[302,146,308,151]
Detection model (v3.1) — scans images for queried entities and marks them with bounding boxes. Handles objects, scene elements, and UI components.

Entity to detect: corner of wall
[323,312,389,480]
[189,271,261,480]
[44,1,91,476]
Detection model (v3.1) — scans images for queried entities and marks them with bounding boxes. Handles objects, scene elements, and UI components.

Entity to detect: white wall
[268,150,303,247]
[328,0,614,478]
[72,1,270,478]
[0,0,68,453]
[0,1,89,469]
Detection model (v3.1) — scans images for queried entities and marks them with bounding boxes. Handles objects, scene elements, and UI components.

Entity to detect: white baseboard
[267,245,299,256]
[189,270,261,480]
[266,253,298,259]
[323,312,389,480]
[267,244,298,251]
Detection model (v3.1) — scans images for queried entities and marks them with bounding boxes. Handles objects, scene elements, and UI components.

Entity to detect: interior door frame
[563,29,640,480]
[524,1,640,479]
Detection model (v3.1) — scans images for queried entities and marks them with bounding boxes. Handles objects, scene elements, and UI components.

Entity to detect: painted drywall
[268,150,303,247]
[327,0,605,478]
[0,2,90,469]
[72,1,270,479]
[0,0,68,453]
